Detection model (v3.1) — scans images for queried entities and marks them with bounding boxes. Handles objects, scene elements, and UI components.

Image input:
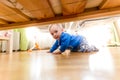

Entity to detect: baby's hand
[62,49,71,55]
[47,50,51,53]
[53,49,61,54]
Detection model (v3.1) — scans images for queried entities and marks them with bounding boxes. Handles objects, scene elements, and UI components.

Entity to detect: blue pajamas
[77,38,99,52]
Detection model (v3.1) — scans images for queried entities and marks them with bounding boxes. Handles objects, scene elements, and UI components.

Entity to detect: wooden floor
[0,47,120,80]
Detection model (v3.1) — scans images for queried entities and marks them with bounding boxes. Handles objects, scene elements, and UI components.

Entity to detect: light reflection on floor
[29,53,57,80]
[88,47,115,78]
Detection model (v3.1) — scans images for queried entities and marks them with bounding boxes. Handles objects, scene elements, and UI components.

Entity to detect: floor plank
[0,47,120,80]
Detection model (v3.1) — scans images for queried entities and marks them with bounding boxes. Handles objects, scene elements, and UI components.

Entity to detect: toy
[28,36,40,52]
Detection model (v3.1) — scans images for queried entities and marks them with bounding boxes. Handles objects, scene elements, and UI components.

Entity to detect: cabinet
[0,32,20,52]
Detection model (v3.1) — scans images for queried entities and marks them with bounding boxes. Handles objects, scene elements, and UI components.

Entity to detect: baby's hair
[48,24,63,31]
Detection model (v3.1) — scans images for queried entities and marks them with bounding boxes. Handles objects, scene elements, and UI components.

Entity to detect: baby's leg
[78,44,99,52]
[78,38,99,52]
[90,45,99,52]
[78,44,91,52]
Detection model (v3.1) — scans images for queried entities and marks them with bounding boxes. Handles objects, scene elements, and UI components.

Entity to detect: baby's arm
[47,40,59,53]
[48,49,71,55]
[47,49,61,54]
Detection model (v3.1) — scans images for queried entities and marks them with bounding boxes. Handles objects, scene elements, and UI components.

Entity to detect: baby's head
[49,24,63,40]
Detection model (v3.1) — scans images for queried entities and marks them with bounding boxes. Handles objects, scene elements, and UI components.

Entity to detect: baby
[47,24,99,54]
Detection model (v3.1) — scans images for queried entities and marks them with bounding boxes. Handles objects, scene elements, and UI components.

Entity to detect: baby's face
[49,25,63,40]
